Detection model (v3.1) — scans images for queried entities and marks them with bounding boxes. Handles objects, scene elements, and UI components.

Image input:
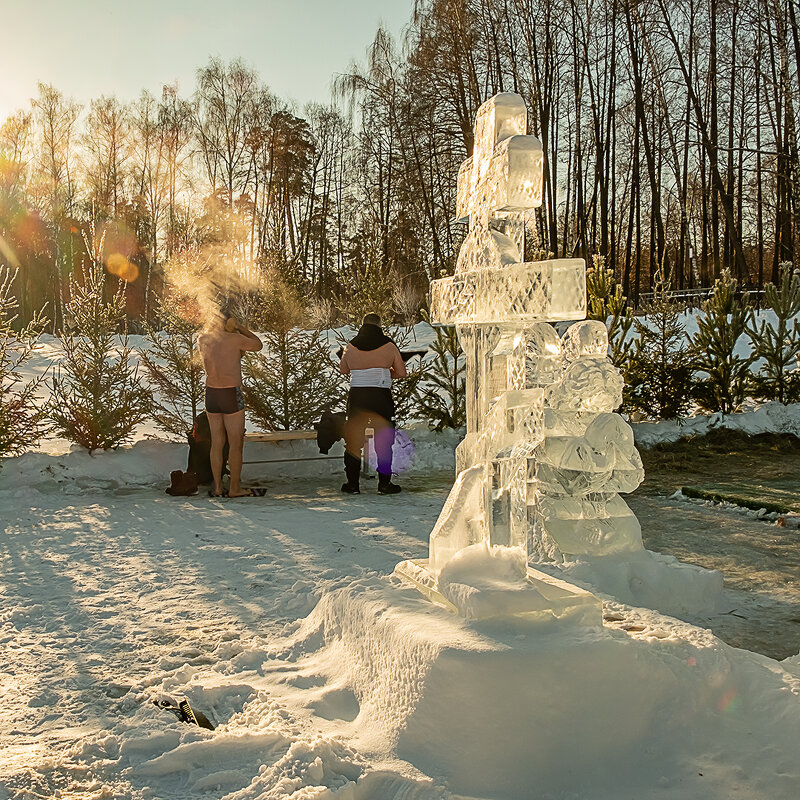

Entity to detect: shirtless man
[339,312,406,495]
[198,312,263,497]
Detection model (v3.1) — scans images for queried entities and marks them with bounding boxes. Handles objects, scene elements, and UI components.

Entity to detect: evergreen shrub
[0,267,50,460]
[585,254,633,369]
[50,233,151,452]
[415,309,465,430]
[747,262,800,404]
[241,277,345,430]
[626,272,693,419]
[140,295,205,438]
[690,270,754,414]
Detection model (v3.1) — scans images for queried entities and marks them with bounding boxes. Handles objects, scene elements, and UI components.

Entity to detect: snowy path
[0,479,449,798]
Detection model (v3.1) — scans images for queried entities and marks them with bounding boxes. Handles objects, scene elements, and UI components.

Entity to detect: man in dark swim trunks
[198,312,263,497]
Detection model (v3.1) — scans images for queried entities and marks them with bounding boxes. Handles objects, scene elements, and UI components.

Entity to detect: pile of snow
[258,578,800,800]
[0,439,186,494]
[539,549,725,619]
[631,400,800,447]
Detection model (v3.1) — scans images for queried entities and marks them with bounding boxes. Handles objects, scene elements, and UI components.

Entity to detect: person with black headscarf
[339,313,406,494]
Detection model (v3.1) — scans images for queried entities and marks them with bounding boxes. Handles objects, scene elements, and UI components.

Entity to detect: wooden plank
[244,428,375,443]
[244,430,317,442]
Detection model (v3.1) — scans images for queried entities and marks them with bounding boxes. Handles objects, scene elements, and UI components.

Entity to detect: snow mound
[0,425,458,494]
[542,548,725,619]
[261,579,800,800]
[632,401,800,447]
[0,439,186,494]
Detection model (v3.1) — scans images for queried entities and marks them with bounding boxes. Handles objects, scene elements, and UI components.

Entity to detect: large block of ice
[544,358,624,412]
[457,93,542,226]
[429,464,490,575]
[473,92,528,159]
[524,323,563,387]
[456,227,521,273]
[536,515,643,556]
[533,493,644,556]
[479,388,544,462]
[430,258,586,326]
[561,320,609,361]
[483,136,544,213]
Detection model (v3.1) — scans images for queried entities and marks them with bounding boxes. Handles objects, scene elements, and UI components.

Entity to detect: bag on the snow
[165,469,198,496]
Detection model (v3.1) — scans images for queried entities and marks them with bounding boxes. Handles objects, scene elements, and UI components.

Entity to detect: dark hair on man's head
[362,312,381,327]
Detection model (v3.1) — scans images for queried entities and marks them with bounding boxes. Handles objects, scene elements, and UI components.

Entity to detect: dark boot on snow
[342,452,361,494]
[377,473,401,495]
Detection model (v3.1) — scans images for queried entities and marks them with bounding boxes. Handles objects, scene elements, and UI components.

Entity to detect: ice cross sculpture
[393,94,589,621]
[427,93,586,571]
[397,93,641,622]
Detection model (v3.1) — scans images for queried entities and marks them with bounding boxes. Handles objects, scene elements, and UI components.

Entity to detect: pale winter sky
[0,0,415,120]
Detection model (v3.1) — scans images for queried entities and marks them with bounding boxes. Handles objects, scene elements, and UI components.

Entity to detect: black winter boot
[377,472,401,495]
[342,452,361,494]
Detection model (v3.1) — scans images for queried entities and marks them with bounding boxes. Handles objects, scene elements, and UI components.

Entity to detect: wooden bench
[243,428,375,475]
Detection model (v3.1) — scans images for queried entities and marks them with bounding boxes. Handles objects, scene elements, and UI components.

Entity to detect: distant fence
[634,287,766,312]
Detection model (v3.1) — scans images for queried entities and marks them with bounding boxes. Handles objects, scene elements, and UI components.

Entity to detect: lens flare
[105,252,139,283]
[0,234,20,268]
[718,689,741,713]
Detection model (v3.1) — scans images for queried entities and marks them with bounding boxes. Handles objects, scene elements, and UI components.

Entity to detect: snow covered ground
[2,431,800,799]
[3,324,800,799]
[0,445,454,799]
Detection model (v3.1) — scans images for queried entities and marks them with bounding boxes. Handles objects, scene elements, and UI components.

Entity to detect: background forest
[1,0,799,331]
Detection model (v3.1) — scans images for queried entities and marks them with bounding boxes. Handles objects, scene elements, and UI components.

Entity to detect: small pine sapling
[415,309,466,430]
[391,355,426,427]
[585,255,633,369]
[241,279,345,430]
[140,295,205,438]
[746,262,800,404]
[627,270,693,419]
[383,323,427,427]
[0,267,50,460]
[50,231,151,452]
[690,270,754,414]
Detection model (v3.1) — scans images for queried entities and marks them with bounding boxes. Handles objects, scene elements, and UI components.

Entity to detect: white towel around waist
[349,367,392,388]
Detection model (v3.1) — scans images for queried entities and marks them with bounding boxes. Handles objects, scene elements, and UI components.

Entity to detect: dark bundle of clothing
[348,322,394,351]
[317,409,347,454]
[187,411,229,485]
[165,469,198,496]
